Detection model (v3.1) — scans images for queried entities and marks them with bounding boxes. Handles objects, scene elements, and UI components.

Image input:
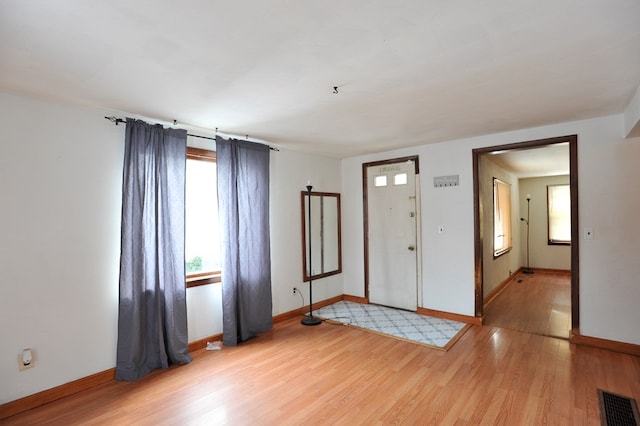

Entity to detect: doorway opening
[472,135,579,335]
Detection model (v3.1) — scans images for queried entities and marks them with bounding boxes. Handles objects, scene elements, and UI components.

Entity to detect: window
[185,147,221,287]
[548,184,571,245]
[374,175,388,187]
[393,173,408,185]
[493,177,512,257]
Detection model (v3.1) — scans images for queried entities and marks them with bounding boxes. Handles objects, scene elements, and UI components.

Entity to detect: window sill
[548,240,571,246]
[493,248,512,259]
[186,273,221,288]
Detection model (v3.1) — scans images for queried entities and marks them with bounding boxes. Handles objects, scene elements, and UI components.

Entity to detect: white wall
[342,140,477,316]
[578,129,640,343]
[342,114,640,345]
[0,92,122,403]
[270,149,343,316]
[624,84,640,137]
[519,175,571,271]
[0,92,343,404]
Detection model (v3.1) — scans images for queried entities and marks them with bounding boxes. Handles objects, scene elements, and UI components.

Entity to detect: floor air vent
[598,389,640,426]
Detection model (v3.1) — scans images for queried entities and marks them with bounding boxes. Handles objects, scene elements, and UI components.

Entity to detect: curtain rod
[104,116,279,151]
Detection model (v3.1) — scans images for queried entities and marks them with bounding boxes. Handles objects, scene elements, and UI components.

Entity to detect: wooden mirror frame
[301,191,342,282]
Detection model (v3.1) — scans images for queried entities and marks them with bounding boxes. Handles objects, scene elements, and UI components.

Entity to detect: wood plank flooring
[484,270,571,339]
[3,314,640,425]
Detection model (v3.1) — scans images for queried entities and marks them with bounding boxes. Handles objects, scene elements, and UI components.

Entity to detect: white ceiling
[1,1,639,158]
[487,143,569,178]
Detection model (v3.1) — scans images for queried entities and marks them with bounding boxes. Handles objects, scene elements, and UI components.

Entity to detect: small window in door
[374,175,388,187]
[394,173,408,185]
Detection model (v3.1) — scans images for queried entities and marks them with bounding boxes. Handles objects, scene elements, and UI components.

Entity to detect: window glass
[394,173,408,185]
[493,177,512,257]
[374,175,388,187]
[185,148,220,278]
[548,184,571,244]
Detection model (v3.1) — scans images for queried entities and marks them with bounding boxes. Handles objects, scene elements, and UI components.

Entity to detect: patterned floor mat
[313,300,471,351]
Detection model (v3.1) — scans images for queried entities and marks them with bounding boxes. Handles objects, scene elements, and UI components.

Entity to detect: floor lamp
[302,182,322,326]
[520,194,534,275]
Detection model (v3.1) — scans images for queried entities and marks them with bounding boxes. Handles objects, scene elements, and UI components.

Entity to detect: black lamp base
[523,269,534,275]
[301,316,322,326]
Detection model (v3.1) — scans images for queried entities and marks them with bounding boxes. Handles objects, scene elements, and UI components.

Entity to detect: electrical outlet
[18,349,35,371]
[292,287,297,295]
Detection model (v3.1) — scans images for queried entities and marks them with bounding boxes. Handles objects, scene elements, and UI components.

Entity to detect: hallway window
[548,184,571,245]
[493,177,512,257]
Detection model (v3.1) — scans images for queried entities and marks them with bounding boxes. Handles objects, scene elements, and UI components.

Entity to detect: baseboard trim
[343,294,368,304]
[483,269,521,307]
[525,267,571,275]
[0,368,115,420]
[570,329,640,357]
[273,294,344,324]
[273,306,307,323]
[315,294,344,308]
[417,307,483,326]
[187,333,224,353]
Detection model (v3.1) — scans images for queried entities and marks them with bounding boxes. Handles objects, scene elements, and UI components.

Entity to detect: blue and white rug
[313,301,470,350]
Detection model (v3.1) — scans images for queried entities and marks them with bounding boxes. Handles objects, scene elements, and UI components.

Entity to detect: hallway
[484,270,571,339]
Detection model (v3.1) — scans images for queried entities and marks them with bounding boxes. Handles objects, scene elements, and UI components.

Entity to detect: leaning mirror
[301,191,342,281]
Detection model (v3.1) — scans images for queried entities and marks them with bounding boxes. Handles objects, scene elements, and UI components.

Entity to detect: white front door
[366,160,418,311]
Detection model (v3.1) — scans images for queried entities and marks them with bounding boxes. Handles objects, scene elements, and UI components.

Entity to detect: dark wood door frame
[362,155,420,300]
[472,135,579,330]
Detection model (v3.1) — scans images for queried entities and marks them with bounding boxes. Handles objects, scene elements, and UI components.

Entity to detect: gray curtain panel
[216,137,273,346]
[116,118,192,381]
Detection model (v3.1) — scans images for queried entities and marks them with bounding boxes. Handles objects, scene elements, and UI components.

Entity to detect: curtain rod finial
[105,116,126,125]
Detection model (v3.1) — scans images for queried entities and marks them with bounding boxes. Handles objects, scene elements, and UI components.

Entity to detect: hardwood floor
[484,270,571,339]
[3,314,640,425]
